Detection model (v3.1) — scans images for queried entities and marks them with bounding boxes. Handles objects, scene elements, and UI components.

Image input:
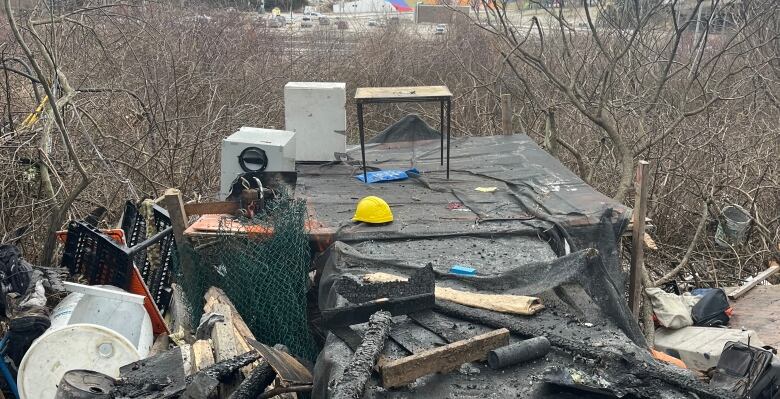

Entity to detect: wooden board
[355,86,452,102]
[184,201,240,216]
[212,303,241,361]
[204,287,258,377]
[247,338,314,385]
[162,188,193,279]
[628,160,650,317]
[184,214,273,236]
[204,287,255,340]
[180,343,193,376]
[168,283,191,335]
[380,328,509,388]
[728,284,780,349]
[211,303,242,397]
[191,340,215,372]
[728,264,780,299]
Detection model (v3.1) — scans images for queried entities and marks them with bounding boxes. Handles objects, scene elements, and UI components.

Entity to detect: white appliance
[284,82,346,161]
[219,127,296,200]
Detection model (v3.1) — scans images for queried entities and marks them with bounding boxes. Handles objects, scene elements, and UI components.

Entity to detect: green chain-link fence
[174,192,317,360]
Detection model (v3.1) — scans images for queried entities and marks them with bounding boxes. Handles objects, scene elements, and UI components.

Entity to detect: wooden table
[354,86,453,181]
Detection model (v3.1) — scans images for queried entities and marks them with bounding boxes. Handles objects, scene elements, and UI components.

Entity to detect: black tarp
[367,114,441,144]
[298,135,723,398]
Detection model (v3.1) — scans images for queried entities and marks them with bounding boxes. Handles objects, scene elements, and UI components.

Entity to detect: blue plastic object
[355,168,419,183]
[450,265,476,275]
[691,288,719,297]
[0,336,19,399]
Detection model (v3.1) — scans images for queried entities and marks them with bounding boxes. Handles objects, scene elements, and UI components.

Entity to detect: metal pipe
[126,225,173,256]
[357,102,367,184]
[488,336,551,370]
[446,98,451,179]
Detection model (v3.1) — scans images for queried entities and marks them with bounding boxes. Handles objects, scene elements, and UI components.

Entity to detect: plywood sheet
[355,86,452,102]
[728,284,780,348]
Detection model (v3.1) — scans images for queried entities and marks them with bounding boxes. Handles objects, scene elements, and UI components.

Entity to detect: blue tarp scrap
[355,168,420,183]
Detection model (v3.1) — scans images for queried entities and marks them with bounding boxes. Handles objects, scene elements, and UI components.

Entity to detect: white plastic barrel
[18,283,153,399]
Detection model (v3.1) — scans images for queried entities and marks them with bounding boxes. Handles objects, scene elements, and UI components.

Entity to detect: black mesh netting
[174,192,317,361]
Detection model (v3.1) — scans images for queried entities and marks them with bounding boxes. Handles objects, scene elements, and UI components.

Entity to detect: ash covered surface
[300,135,721,398]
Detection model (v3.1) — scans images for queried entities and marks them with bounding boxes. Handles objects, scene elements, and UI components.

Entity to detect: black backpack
[710,341,780,399]
[692,288,731,327]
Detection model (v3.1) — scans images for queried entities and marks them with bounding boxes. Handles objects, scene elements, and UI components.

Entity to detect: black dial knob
[238,147,268,172]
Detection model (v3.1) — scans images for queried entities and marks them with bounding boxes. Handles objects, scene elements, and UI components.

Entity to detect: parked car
[301,15,314,27]
[319,16,330,25]
[367,19,378,27]
[435,23,446,34]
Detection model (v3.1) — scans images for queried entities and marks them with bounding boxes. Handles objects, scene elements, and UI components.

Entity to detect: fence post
[628,160,650,317]
[501,94,512,135]
[162,188,191,276]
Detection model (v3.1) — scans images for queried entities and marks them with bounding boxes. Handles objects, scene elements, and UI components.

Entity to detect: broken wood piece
[180,343,193,376]
[629,160,650,317]
[197,350,262,381]
[232,324,258,378]
[203,287,258,376]
[321,293,433,328]
[212,304,241,361]
[380,328,510,388]
[211,303,243,397]
[644,233,657,250]
[362,272,544,315]
[227,360,276,399]
[168,283,192,335]
[204,287,255,340]
[246,338,313,385]
[332,311,393,399]
[191,340,215,372]
[728,263,780,300]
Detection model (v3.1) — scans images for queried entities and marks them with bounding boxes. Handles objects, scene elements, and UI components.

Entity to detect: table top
[355,86,452,103]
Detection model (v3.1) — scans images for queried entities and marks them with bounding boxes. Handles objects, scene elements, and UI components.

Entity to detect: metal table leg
[440,100,444,165]
[357,103,367,183]
[446,99,451,180]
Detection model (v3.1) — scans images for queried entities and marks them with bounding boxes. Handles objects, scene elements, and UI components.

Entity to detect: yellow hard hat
[352,196,393,224]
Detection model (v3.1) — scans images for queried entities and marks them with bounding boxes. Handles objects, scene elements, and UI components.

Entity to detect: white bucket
[18,283,153,399]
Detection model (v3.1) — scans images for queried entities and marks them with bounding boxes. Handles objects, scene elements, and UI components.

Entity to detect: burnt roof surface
[298,134,628,240]
[301,135,725,398]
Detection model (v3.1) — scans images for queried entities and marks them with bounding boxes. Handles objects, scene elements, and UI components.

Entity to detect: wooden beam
[728,263,780,300]
[168,283,192,335]
[380,328,509,388]
[212,303,241,362]
[629,160,650,317]
[211,303,242,397]
[501,94,512,135]
[161,188,191,275]
[184,201,239,216]
[204,287,255,340]
[203,287,259,377]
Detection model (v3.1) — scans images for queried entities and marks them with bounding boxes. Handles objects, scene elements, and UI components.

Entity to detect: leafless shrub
[0,0,777,292]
